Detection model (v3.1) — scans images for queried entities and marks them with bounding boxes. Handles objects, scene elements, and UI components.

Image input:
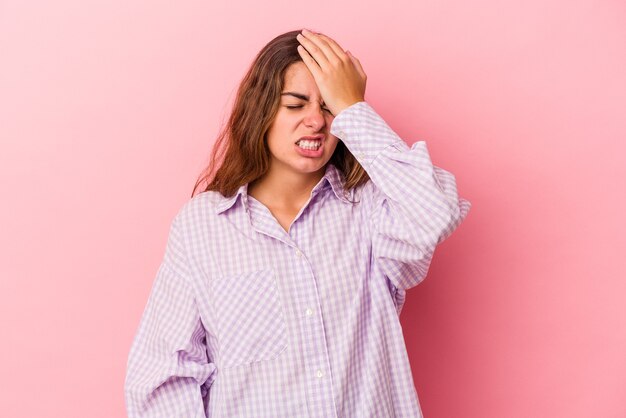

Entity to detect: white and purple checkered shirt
[125,101,471,417]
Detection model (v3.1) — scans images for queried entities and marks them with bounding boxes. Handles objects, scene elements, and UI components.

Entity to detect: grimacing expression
[264,62,340,177]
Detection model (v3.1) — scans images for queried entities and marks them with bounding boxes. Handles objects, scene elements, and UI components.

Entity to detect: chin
[293,160,328,173]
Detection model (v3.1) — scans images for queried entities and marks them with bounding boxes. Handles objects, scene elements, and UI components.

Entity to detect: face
[264,61,340,179]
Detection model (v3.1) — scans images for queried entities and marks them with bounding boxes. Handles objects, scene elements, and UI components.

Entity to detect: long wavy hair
[191,29,370,199]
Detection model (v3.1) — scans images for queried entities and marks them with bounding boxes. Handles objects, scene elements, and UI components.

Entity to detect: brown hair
[191,29,370,199]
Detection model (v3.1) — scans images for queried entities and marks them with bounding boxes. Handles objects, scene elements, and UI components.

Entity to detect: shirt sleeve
[330,101,471,291]
[124,214,217,417]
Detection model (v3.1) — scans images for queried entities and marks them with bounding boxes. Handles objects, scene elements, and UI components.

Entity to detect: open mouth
[295,138,322,150]
[295,134,324,151]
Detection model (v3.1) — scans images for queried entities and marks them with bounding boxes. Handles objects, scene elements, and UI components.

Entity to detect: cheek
[265,117,291,150]
[326,136,340,153]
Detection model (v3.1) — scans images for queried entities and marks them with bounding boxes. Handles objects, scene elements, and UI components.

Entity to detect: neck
[248,163,327,210]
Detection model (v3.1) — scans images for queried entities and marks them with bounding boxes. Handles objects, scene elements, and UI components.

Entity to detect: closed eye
[286,105,332,113]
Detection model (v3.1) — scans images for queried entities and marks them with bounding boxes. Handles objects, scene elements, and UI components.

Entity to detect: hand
[296,29,367,116]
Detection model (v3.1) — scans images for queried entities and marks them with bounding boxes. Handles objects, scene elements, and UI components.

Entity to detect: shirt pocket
[211,267,288,369]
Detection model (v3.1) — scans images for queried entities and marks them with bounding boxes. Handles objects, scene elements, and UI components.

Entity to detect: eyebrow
[281,91,326,106]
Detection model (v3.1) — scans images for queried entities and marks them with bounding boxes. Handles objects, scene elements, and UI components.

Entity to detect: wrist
[333,99,365,116]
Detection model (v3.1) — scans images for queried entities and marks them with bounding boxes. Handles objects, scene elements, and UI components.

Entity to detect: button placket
[290,244,336,409]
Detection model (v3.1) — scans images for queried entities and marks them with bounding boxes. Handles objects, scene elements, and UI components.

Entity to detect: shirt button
[338,130,345,137]
[305,308,313,316]
[316,369,324,378]
[295,249,303,257]
[358,152,366,159]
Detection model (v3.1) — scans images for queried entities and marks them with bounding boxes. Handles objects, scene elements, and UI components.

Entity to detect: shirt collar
[215,163,353,215]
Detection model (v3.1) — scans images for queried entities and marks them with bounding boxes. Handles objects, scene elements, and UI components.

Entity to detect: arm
[124,215,216,417]
[295,31,470,290]
[331,101,471,290]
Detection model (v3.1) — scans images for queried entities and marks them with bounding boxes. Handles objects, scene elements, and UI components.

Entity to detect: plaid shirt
[125,101,471,417]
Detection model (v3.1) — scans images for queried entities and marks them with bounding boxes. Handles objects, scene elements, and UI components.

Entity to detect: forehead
[283,62,320,96]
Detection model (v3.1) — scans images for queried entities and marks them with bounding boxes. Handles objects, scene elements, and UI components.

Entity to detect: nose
[303,104,326,131]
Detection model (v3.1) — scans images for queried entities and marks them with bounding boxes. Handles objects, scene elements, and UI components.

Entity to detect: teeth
[297,139,322,150]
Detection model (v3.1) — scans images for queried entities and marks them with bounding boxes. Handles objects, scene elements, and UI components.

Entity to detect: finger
[299,30,344,67]
[347,51,367,79]
[315,33,350,62]
[296,45,323,78]
[302,30,343,64]
[297,32,330,69]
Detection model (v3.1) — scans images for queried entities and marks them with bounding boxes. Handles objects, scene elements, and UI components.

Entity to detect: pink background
[1,1,625,417]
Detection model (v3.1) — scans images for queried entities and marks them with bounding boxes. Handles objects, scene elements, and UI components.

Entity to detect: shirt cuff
[330,101,408,167]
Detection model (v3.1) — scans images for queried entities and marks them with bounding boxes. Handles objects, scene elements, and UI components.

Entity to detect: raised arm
[331,101,471,290]
[296,29,470,291]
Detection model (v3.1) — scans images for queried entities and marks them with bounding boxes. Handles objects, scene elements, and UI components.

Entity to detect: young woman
[125,28,470,417]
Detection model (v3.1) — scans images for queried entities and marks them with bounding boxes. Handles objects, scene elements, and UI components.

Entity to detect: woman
[125,28,470,417]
